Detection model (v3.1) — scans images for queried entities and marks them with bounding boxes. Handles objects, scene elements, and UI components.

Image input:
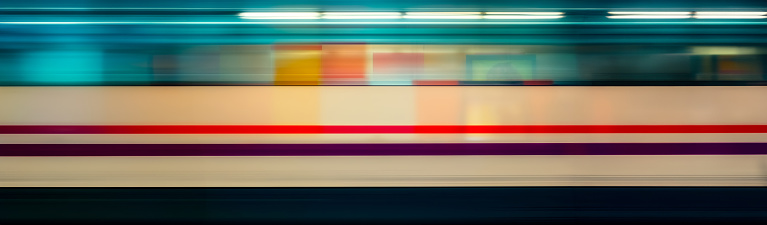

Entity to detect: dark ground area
[2,187,767,225]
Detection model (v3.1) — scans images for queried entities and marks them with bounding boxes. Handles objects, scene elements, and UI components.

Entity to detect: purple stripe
[2,143,767,156]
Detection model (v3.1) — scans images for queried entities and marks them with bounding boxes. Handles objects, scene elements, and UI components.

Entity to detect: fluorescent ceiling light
[322,12,402,15]
[693,12,766,19]
[322,12,402,19]
[607,15,691,19]
[483,15,564,19]
[486,12,563,15]
[323,16,402,19]
[403,16,482,19]
[607,12,692,19]
[406,12,481,14]
[695,12,767,15]
[608,12,691,15]
[694,15,766,19]
[4,21,767,25]
[404,12,482,19]
[241,17,319,19]
[483,12,564,18]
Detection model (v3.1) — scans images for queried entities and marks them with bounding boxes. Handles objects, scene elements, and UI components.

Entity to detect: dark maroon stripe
[2,143,767,156]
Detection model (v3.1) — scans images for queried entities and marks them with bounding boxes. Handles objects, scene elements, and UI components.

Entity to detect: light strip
[322,12,402,15]
[695,12,767,15]
[241,17,319,19]
[402,16,482,19]
[608,12,692,15]
[405,12,481,14]
[403,12,482,19]
[239,12,320,17]
[322,16,402,19]
[4,21,767,25]
[486,12,564,15]
[693,11,767,19]
[483,15,564,19]
[322,12,402,19]
[607,15,691,19]
[694,15,767,19]
[607,11,692,19]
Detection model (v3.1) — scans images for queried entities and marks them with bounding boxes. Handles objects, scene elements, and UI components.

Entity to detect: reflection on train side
[0,45,763,85]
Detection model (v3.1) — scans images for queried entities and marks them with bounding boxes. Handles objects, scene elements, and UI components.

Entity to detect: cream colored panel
[1,86,767,125]
[0,87,104,125]
[459,86,767,125]
[270,86,321,125]
[320,86,416,125]
[1,156,766,187]
[422,45,465,80]
[416,86,463,125]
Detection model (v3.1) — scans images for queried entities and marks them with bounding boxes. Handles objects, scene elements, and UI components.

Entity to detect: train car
[2,4,767,224]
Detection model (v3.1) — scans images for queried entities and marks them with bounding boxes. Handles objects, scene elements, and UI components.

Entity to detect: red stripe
[1,125,767,134]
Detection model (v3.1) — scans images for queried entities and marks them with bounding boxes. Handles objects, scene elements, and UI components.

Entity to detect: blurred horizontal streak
[3,125,767,134]
[3,86,765,125]
[607,12,692,14]
[5,133,767,144]
[322,12,402,19]
[486,12,564,15]
[694,16,767,19]
[321,16,402,19]
[3,143,767,156]
[4,21,767,25]
[606,15,691,19]
[482,15,564,19]
[0,155,765,186]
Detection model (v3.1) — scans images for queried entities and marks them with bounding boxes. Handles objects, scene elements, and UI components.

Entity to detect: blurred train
[2,44,767,187]
[4,2,767,224]
[2,8,767,188]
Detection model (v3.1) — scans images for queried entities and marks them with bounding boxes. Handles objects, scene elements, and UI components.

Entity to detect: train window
[322,44,367,85]
[371,52,423,85]
[1,44,766,86]
[420,45,465,82]
[716,55,763,81]
[21,48,103,84]
[272,44,323,85]
[0,50,23,83]
[578,54,693,81]
[466,55,535,81]
[102,50,152,84]
[218,45,273,84]
[177,46,223,83]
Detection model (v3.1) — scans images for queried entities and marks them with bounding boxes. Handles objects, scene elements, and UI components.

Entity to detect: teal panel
[23,49,102,83]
